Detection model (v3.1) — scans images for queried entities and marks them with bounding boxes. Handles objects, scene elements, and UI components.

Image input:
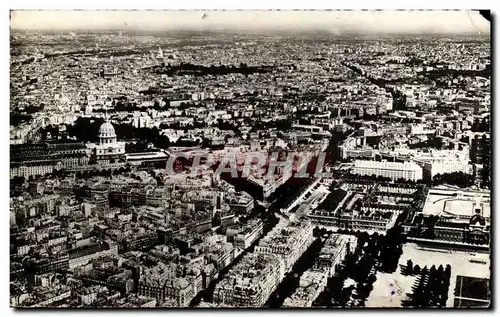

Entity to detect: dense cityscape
[10,12,491,308]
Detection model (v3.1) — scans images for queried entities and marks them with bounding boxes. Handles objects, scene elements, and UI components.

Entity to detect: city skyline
[10,10,490,35]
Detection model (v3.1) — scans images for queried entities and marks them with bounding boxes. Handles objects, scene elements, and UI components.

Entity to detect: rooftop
[422,186,490,219]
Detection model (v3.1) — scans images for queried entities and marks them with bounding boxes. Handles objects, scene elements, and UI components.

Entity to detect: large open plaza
[366,243,490,308]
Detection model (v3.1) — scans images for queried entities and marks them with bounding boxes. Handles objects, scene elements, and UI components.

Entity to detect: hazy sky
[10,10,490,34]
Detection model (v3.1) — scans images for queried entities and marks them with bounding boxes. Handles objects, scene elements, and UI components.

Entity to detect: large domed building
[87,119,125,164]
[99,121,118,144]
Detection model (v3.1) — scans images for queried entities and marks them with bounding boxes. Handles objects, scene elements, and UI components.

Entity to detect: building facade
[10,142,90,179]
[353,160,423,181]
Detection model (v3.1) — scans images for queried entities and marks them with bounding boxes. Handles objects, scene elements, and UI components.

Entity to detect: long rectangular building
[10,142,90,179]
[352,160,423,182]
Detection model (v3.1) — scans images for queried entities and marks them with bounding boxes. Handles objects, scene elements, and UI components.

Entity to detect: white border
[2,0,498,10]
[1,1,497,317]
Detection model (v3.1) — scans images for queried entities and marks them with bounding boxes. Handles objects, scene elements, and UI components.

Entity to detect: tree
[430,265,437,276]
[445,264,451,278]
[432,171,473,188]
[413,264,421,275]
[437,265,444,274]
[406,259,414,275]
[67,117,104,143]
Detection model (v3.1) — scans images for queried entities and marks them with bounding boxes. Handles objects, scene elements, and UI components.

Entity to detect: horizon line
[9,10,491,36]
[9,27,491,37]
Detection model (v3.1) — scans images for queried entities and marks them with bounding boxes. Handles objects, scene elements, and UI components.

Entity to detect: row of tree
[401,262,452,307]
[152,62,274,76]
[313,225,407,307]
[344,170,476,189]
[431,171,475,188]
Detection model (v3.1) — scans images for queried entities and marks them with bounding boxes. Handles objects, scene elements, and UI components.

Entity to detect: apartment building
[353,160,423,181]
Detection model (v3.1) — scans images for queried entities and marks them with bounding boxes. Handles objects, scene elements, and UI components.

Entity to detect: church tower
[157,47,164,59]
